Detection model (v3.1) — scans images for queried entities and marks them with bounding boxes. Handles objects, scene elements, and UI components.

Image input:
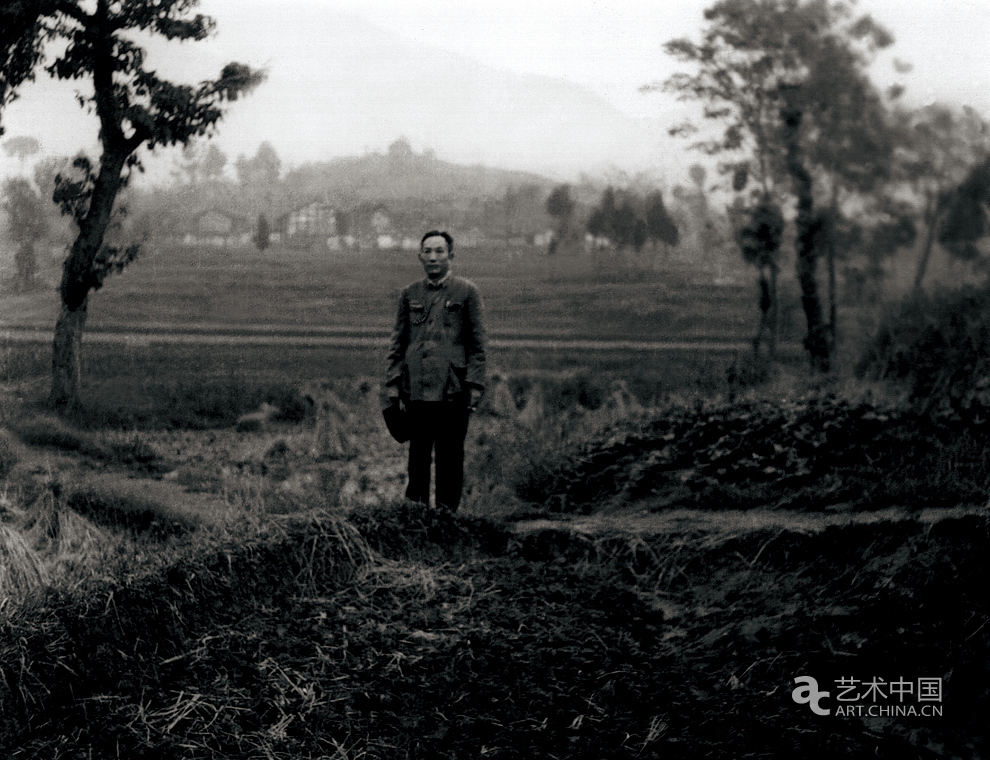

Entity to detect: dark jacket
[386,275,486,403]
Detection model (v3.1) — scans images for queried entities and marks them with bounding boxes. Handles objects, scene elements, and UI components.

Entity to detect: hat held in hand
[382,402,410,443]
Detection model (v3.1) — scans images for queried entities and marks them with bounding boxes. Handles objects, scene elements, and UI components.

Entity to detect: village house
[285,200,338,250]
[343,203,399,250]
[183,209,250,247]
[370,207,391,235]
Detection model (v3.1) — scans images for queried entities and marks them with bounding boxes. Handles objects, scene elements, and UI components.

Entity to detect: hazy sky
[1,0,988,181]
[320,0,990,118]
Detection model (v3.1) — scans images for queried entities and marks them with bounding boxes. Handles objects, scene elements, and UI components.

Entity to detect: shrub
[505,394,990,513]
[858,286,990,412]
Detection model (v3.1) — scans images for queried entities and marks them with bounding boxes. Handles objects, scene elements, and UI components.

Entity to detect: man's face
[419,235,452,280]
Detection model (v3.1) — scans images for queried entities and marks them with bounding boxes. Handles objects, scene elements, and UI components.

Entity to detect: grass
[1,339,756,433]
[7,241,769,341]
[0,239,812,430]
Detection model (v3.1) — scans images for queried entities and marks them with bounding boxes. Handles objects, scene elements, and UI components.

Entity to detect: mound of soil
[516,396,990,513]
[2,505,987,759]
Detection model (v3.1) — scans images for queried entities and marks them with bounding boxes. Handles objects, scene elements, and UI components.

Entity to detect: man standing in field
[384,230,486,512]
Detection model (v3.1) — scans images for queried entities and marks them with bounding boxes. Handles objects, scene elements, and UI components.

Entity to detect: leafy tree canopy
[236,141,282,186]
[734,194,783,269]
[657,0,897,196]
[938,157,990,262]
[2,176,49,242]
[588,186,678,251]
[1,1,263,152]
[898,105,990,193]
[546,184,576,220]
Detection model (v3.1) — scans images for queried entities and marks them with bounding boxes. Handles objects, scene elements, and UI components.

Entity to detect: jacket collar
[425,272,452,289]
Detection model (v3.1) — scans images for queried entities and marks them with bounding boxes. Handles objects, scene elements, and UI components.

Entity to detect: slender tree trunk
[827,188,840,353]
[782,102,830,372]
[49,298,89,412]
[769,264,779,360]
[15,241,36,292]
[913,196,940,292]
[752,270,769,359]
[825,218,837,353]
[753,267,777,360]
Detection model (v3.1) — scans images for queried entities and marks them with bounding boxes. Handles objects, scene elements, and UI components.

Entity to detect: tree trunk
[826,214,837,353]
[15,241,36,292]
[826,187,840,354]
[781,101,830,373]
[753,268,776,360]
[769,264,779,360]
[49,297,89,412]
[49,147,129,413]
[913,197,940,292]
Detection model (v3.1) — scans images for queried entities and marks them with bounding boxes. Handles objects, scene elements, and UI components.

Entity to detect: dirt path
[511,503,990,538]
[1,324,752,353]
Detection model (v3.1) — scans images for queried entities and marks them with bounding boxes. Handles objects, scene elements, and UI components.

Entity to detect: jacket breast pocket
[443,301,463,328]
[409,300,427,325]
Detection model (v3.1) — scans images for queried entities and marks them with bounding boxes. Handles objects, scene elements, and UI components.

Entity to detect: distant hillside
[203,9,675,179]
[133,140,562,243]
[284,138,555,205]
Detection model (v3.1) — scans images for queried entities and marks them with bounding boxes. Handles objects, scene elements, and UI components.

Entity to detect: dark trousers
[404,401,471,511]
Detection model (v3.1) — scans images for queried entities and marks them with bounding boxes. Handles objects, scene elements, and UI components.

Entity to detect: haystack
[517,384,546,429]
[307,387,357,460]
[486,373,519,418]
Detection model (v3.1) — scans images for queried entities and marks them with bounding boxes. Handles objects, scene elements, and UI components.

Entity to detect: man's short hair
[421,230,454,253]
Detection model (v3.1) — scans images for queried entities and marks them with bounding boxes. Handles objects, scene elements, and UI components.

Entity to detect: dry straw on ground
[0,524,47,602]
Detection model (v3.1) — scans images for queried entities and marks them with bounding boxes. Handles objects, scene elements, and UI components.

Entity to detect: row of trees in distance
[655,0,990,370]
[5,135,692,264]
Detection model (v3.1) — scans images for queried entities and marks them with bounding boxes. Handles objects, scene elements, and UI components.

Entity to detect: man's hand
[468,387,483,412]
[381,390,402,412]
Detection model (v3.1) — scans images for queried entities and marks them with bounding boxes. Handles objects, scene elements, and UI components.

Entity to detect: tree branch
[53,0,92,25]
